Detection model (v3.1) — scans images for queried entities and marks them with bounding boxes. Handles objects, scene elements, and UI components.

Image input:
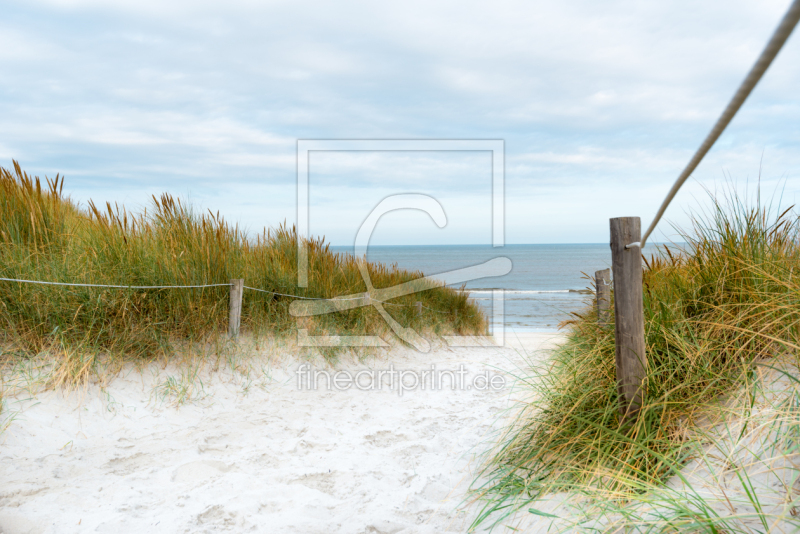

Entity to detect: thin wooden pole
[229,279,244,338]
[609,218,646,419]
[595,268,611,325]
[415,301,422,317]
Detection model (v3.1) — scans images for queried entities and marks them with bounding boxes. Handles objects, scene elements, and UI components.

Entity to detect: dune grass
[0,161,486,388]
[471,185,800,531]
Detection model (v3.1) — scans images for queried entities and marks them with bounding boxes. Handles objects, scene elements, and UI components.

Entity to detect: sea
[331,244,630,333]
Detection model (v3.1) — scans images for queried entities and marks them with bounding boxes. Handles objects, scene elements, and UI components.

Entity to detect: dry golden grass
[0,161,486,385]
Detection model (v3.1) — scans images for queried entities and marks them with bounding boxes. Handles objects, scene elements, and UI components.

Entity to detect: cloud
[1,0,799,243]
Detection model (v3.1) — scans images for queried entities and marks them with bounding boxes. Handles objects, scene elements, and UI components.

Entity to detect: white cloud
[2,0,799,243]
[0,27,60,61]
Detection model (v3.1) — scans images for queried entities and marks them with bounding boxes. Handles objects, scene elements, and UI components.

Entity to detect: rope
[0,277,231,289]
[0,278,444,308]
[0,279,470,315]
[243,285,366,301]
[246,286,451,313]
[634,0,800,250]
[245,287,451,309]
[421,304,448,314]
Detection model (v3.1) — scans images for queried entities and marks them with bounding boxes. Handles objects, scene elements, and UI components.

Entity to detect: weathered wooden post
[595,268,611,325]
[229,279,244,338]
[415,301,422,317]
[609,218,646,419]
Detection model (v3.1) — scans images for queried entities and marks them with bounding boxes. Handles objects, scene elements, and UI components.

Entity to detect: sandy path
[0,332,563,534]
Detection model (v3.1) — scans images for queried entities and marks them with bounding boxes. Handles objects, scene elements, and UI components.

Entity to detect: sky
[2,0,799,245]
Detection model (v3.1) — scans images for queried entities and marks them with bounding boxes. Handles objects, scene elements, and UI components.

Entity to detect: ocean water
[331,244,621,332]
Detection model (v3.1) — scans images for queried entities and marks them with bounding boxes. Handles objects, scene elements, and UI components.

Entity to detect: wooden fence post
[609,218,646,419]
[595,268,611,325]
[415,301,422,317]
[229,279,244,338]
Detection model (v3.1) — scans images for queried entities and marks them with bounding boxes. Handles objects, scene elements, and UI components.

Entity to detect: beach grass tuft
[471,184,800,531]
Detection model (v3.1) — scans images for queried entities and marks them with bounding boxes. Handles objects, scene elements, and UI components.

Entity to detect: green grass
[0,161,486,387]
[471,185,800,531]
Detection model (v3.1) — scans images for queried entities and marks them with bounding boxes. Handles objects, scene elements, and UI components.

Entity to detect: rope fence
[243,285,363,301]
[0,277,457,306]
[611,0,800,420]
[0,275,459,337]
[0,277,232,290]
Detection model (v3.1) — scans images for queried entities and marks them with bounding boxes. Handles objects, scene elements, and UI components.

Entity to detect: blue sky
[2,0,799,245]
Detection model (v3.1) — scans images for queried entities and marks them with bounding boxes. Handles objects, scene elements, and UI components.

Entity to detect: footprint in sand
[102,452,148,477]
[288,471,338,496]
[172,460,232,483]
[365,520,408,534]
[197,434,234,453]
[364,430,406,447]
[194,504,239,529]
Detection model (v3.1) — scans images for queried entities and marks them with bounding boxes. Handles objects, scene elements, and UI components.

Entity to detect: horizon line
[327,242,683,247]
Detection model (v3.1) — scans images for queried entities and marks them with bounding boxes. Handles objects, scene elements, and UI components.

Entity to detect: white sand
[0,332,563,534]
